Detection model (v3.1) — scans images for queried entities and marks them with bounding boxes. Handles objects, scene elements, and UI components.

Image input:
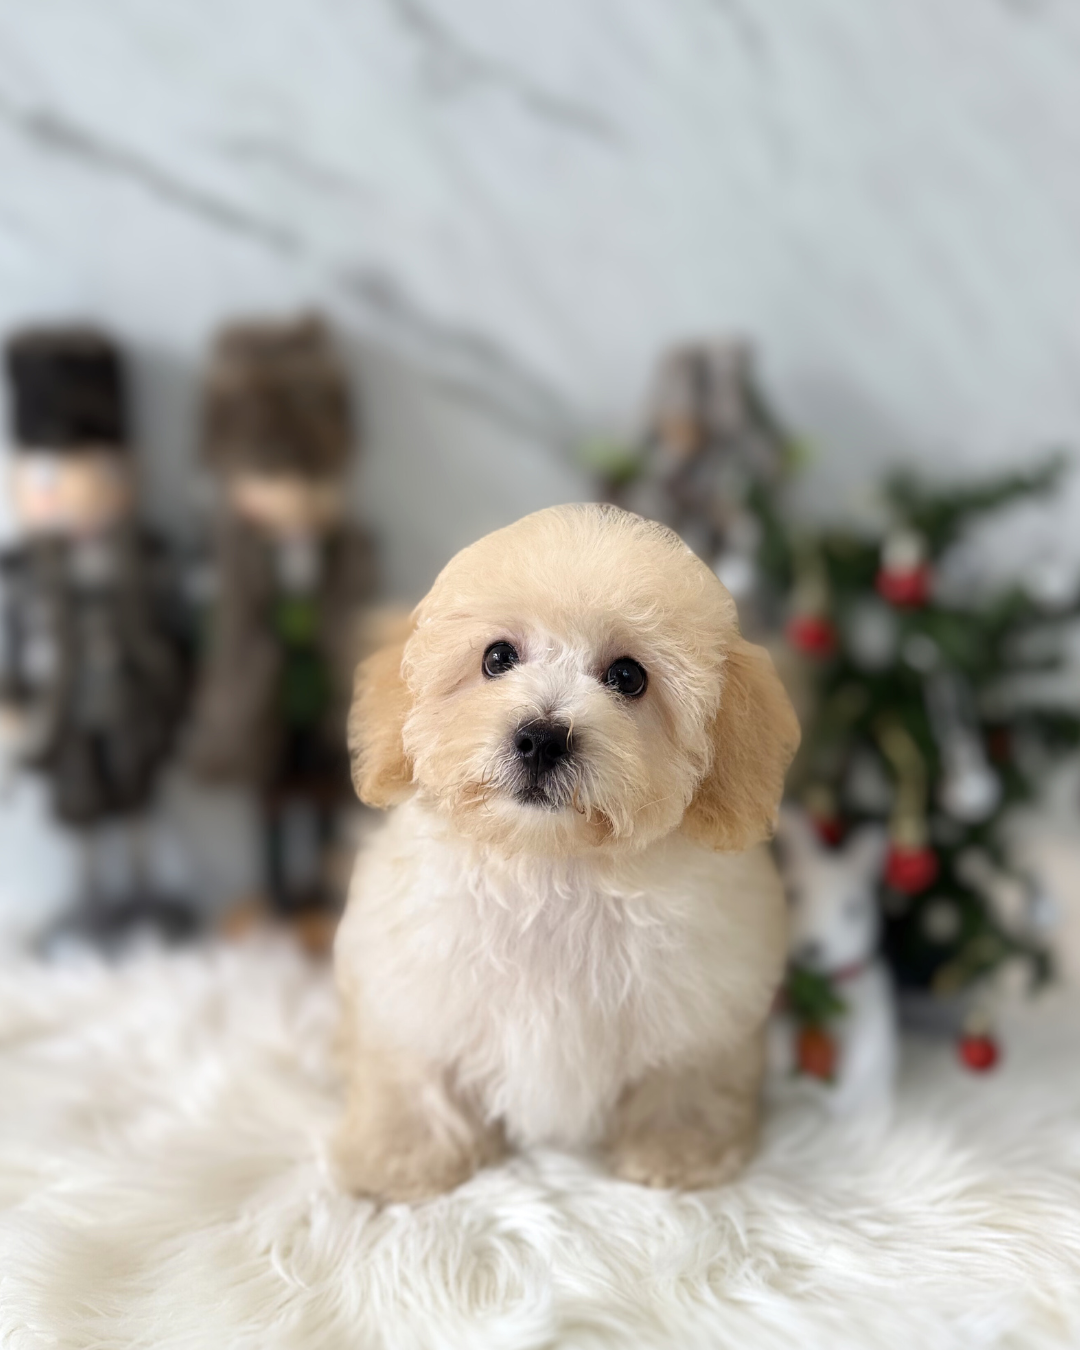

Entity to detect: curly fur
[334,505,800,1201]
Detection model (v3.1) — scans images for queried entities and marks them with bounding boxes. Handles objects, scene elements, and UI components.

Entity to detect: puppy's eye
[482,641,519,678]
[604,657,647,698]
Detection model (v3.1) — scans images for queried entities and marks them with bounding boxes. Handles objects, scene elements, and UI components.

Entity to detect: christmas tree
[775,454,1080,1016]
[592,345,1079,1030]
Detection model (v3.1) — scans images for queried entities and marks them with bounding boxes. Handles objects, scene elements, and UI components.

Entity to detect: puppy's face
[351,506,799,857]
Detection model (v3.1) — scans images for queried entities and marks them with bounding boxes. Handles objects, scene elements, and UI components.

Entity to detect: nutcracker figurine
[0,327,195,951]
[620,340,791,622]
[186,315,374,947]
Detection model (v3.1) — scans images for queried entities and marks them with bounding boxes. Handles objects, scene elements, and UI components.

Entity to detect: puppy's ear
[682,637,801,853]
[348,611,415,808]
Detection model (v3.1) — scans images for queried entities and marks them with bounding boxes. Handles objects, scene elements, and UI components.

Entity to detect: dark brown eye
[483,641,519,678]
[604,657,647,698]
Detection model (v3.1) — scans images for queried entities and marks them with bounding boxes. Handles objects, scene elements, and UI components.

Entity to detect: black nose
[513,720,571,779]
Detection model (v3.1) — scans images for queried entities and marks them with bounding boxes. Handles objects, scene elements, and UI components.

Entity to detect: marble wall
[2,0,1080,929]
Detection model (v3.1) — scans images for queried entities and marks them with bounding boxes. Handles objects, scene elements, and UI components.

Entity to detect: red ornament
[786,614,837,657]
[796,1025,838,1081]
[885,843,939,894]
[812,815,844,847]
[875,562,933,608]
[958,1031,1000,1072]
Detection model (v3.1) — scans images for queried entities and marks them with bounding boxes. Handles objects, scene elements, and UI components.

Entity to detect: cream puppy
[333,505,799,1201]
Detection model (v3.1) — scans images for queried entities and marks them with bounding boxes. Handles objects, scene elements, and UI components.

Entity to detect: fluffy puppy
[333,504,799,1201]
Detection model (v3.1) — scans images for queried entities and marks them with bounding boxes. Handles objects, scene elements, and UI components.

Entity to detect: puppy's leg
[332,1032,503,1203]
[605,1034,764,1190]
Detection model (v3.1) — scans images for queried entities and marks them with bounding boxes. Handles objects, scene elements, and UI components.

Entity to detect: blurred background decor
[772,807,895,1110]
[186,315,374,950]
[771,456,1080,1068]
[592,339,796,636]
[1,327,195,952]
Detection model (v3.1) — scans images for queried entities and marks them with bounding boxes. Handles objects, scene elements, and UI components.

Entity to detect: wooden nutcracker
[624,339,788,584]
[186,315,374,948]
[0,327,194,951]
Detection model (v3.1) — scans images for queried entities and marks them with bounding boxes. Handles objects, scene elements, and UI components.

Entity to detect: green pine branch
[885,453,1068,555]
[785,965,847,1027]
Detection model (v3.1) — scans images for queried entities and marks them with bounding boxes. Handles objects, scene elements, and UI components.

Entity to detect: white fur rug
[2,939,1080,1350]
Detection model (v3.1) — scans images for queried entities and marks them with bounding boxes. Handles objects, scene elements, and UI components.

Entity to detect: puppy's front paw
[329,1128,480,1204]
[331,1118,504,1204]
[608,1127,751,1191]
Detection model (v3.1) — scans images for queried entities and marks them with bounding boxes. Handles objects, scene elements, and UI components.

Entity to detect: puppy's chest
[384,862,725,1079]
[467,878,685,1014]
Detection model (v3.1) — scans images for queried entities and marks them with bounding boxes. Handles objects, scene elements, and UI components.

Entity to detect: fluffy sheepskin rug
[2,938,1080,1350]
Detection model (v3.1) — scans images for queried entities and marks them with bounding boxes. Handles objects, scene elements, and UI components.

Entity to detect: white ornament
[712,550,756,599]
[846,599,899,672]
[902,633,940,672]
[1025,558,1077,609]
[1027,885,1058,934]
[939,753,1001,823]
[770,808,896,1115]
[927,675,1002,823]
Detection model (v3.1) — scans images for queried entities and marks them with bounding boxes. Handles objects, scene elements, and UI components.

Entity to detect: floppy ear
[347,611,415,808]
[682,637,801,853]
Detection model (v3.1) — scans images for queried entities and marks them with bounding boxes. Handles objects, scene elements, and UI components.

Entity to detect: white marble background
[2,0,1080,929]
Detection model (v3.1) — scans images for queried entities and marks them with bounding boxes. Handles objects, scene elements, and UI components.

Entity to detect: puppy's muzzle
[513,719,572,796]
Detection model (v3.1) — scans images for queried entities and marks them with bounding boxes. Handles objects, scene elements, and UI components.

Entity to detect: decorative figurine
[185,315,374,948]
[771,806,896,1114]
[0,326,195,951]
[619,339,792,620]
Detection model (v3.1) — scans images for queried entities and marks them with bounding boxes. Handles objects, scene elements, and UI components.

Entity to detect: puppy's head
[350,505,799,857]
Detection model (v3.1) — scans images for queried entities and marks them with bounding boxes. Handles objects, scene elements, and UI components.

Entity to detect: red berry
[876,563,933,608]
[885,844,939,895]
[786,614,837,657]
[797,1026,838,1080]
[958,1033,1000,1072]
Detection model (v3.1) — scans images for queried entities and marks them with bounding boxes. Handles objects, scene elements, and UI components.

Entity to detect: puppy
[333,505,799,1201]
